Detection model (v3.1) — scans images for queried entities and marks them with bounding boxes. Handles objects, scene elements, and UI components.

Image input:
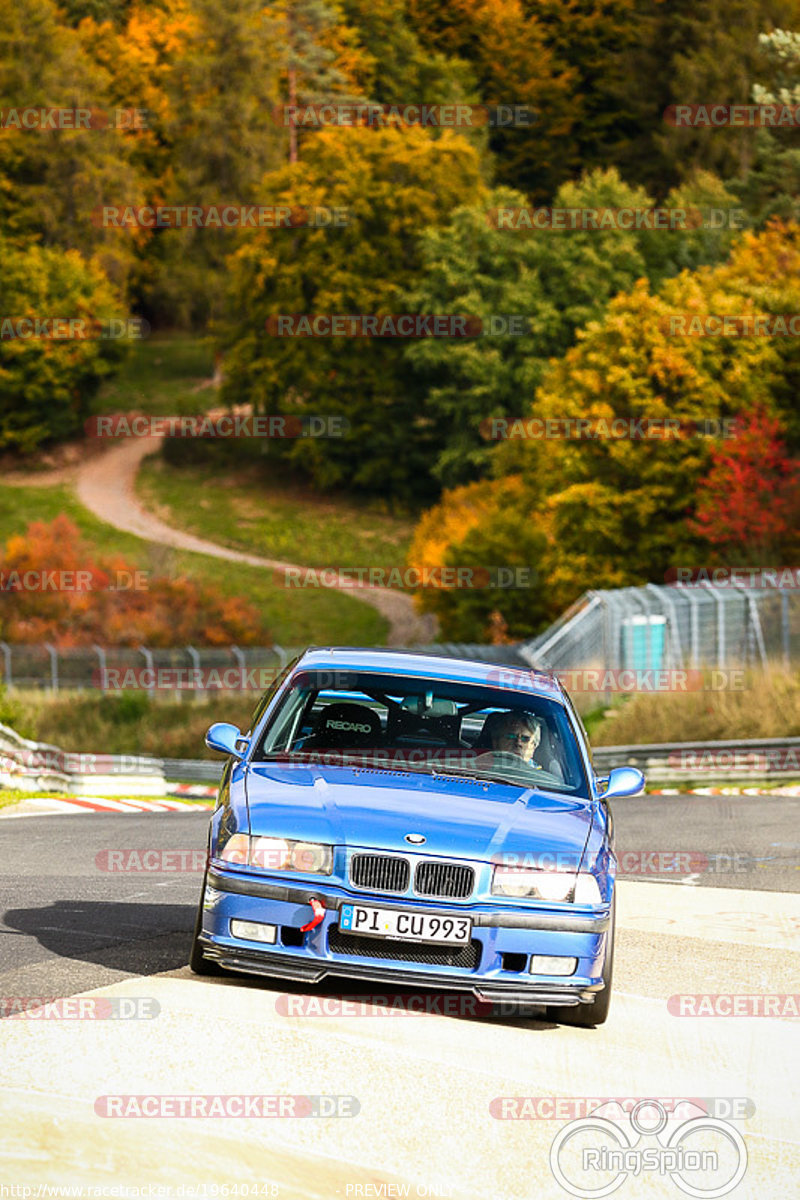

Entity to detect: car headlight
[492,866,601,904]
[218,833,333,875]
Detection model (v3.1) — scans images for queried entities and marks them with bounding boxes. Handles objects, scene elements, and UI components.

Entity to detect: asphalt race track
[1,794,798,1199]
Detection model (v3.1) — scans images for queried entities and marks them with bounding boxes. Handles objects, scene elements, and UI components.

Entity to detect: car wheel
[547,893,615,1028]
[189,873,224,976]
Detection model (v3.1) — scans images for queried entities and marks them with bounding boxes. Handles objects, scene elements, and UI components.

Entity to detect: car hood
[245,762,594,865]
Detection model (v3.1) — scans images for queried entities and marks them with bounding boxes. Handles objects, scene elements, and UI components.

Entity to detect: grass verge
[0,482,388,646]
[137,456,415,571]
[588,669,800,745]
[91,332,217,416]
[1,689,256,760]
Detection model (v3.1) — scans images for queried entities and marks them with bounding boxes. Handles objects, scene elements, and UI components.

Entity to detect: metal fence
[1,579,797,694]
[517,580,800,674]
[0,642,292,694]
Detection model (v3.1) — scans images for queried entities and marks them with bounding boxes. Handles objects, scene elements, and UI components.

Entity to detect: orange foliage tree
[0,515,270,647]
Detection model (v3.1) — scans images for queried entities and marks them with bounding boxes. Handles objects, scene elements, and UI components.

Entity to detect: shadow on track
[4,899,556,1030]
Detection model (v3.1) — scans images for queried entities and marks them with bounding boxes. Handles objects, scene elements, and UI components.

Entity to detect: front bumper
[200,867,611,1006]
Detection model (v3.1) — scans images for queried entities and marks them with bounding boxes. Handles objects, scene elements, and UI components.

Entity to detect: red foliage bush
[689,409,800,562]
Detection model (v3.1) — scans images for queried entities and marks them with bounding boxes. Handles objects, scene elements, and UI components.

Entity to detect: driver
[487,711,543,765]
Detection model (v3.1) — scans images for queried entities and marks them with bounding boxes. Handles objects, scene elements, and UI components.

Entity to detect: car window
[253,668,589,797]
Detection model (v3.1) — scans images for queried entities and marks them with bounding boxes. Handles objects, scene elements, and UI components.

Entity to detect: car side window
[246,657,297,737]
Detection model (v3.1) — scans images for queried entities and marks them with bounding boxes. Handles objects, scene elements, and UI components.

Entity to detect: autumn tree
[689,408,800,561]
[0,238,130,451]
[615,0,800,192]
[0,516,270,646]
[404,167,743,489]
[0,0,147,289]
[406,0,577,199]
[220,126,485,497]
[407,224,800,637]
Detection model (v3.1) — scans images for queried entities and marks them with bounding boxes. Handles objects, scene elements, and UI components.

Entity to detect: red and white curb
[170,783,217,800]
[649,784,800,796]
[5,795,208,816]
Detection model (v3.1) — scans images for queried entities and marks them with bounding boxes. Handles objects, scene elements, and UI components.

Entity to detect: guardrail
[3,728,797,794]
[0,722,167,796]
[592,737,800,785]
[163,758,222,784]
[163,739,800,788]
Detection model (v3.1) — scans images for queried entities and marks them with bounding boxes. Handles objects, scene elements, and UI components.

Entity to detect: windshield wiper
[256,751,439,776]
[427,764,541,789]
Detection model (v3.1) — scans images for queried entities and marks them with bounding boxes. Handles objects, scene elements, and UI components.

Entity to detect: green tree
[406,0,577,200]
[729,26,800,226]
[339,0,478,108]
[0,0,146,290]
[137,0,285,326]
[0,238,129,452]
[220,126,485,498]
[616,0,800,192]
[272,0,356,163]
[405,169,653,488]
[409,224,800,637]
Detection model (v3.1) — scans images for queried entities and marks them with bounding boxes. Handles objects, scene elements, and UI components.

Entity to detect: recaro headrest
[314,702,381,745]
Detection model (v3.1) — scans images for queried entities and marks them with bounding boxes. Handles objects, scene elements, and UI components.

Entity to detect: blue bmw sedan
[190,648,644,1026]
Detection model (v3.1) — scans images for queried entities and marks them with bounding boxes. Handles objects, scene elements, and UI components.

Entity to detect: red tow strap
[300,897,326,932]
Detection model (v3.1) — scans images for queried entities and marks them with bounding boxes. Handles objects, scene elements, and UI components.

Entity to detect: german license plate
[340,904,471,944]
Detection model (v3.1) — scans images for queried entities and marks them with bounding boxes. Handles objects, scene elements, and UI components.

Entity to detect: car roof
[293,646,565,703]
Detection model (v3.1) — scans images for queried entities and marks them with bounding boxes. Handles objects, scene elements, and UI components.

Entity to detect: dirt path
[74,436,436,645]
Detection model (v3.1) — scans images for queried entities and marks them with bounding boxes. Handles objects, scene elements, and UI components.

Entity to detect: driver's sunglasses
[500,729,537,743]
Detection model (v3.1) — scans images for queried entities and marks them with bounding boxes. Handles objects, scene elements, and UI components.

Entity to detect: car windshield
[252,668,590,797]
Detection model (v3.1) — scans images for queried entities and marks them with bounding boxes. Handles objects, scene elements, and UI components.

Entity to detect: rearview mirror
[601,766,645,800]
[205,722,246,758]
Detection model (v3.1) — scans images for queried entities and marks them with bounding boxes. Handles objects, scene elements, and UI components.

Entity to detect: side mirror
[600,766,645,800]
[205,722,247,758]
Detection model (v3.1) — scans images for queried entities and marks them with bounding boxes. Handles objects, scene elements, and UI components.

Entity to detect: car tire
[547,892,615,1028]
[189,873,225,976]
